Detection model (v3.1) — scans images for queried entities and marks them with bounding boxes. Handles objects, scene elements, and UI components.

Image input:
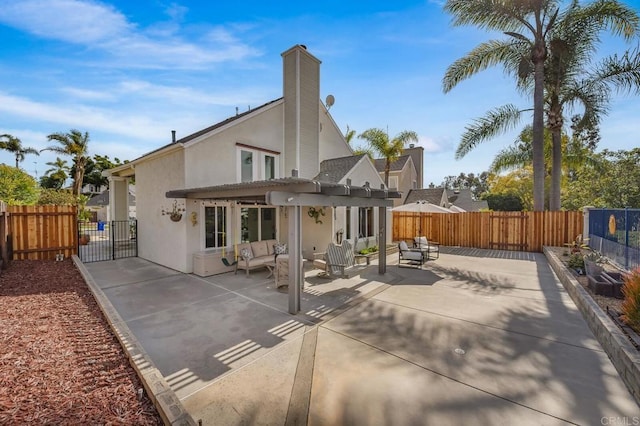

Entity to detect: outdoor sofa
[235,239,285,276]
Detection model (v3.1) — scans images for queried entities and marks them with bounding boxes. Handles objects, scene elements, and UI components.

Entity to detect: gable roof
[110,98,284,172]
[314,154,365,183]
[448,188,488,212]
[404,188,446,205]
[373,155,411,173]
[86,190,136,207]
[177,98,283,145]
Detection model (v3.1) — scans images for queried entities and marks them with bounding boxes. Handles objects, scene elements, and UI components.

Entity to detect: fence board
[7,205,78,260]
[393,211,583,253]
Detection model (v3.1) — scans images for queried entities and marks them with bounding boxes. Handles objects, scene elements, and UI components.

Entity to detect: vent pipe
[171,130,176,143]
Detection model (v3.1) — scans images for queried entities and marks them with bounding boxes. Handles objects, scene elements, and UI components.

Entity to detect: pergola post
[288,205,302,314]
[378,205,387,274]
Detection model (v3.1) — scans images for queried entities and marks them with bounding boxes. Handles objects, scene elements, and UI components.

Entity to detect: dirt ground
[0,259,161,424]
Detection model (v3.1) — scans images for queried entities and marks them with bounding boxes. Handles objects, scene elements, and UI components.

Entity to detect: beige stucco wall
[319,107,352,162]
[135,149,188,272]
[184,103,284,187]
[301,206,332,259]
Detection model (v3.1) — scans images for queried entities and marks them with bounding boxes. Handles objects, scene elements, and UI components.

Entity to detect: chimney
[282,44,321,179]
[171,130,176,143]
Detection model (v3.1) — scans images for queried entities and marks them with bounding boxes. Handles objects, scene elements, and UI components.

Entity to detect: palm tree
[44,157,70,189]
[358,128,418,186]
[43,130,90,196]
[0,134,39,168]
[345,125,357,144]
[545,1,640,210]
[443,0,561,211]
[443,0,639,211]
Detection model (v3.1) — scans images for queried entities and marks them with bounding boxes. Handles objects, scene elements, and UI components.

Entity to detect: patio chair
[414,236,440,260]
[398,240,425,267]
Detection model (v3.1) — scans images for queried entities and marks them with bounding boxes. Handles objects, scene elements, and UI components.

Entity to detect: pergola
[166,173,401,314]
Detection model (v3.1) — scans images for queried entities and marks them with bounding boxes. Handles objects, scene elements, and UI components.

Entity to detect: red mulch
[0,259,162,425]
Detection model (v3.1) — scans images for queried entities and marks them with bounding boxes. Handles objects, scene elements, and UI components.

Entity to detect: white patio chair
[414,236,440,260]
[398,240,425,267]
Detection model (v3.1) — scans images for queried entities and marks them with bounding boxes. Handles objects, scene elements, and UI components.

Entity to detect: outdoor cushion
[264,239,278,255]
[251,240,269,258]
[399,241,410,251]
[274,243,287,255]
[240,247,253,260]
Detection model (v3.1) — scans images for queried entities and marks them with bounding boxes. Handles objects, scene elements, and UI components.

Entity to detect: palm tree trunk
[550,128,562,211]
[532,40,547,212]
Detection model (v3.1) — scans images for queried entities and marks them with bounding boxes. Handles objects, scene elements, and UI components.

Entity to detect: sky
[0,0,639,187]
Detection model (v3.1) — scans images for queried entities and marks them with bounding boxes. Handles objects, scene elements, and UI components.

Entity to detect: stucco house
[104,45,393,279]
[85,187,136,222]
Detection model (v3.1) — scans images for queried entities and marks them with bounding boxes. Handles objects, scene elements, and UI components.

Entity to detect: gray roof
[404,188,446,205]
[373,155,411,173]
[448,189,488,212]
[127,98,283,164]
[86,190,135,207]
[314,154,365,183]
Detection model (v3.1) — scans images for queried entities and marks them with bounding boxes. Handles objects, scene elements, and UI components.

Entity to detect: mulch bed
[0,259,161,424]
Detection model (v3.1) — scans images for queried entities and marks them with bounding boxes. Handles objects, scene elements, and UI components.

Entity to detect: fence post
[625,207,630,271]
[0,201,7,270]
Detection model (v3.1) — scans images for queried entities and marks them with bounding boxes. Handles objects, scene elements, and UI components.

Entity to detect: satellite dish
[325,94,335,109]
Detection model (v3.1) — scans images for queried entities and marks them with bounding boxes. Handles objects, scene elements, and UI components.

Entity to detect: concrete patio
[83,248,639,425]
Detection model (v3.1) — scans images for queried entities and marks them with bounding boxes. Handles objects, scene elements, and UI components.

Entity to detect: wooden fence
[0,201,8,272]
[7,205,78,260]
[393,211,584,253]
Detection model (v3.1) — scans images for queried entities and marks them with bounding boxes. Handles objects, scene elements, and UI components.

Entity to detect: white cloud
[59,87,116,101]
[0,0,260,69]
[0,92,166,141]
[0,0,129,43]
[417,135,454,153]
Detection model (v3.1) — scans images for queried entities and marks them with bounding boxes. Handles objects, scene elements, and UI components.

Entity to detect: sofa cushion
[274,243,287,255]
[263,239,277,255]
[251,240,269,258]
[236,243,251,259]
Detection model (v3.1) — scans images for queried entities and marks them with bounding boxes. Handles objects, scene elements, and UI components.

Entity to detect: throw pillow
[240,248,253,260]
[274,243,287,255]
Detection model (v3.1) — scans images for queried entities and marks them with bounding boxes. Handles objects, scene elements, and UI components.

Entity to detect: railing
[78,220,137,263]
[588,208,640,271]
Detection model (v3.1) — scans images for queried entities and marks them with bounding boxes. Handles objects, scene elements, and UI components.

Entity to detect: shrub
[359,246,378,255]
[567,253,584,270]
[621,269,640,332]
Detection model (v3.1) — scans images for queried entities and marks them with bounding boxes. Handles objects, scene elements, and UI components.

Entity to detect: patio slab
[84,257,180,289]
[102,273,229,321]
[83,250,639,425]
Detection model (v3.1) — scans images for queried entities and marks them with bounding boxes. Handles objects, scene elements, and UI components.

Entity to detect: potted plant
[583,252,604,277]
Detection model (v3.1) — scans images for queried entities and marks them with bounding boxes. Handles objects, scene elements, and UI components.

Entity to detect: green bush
[359,245,378,255]
[567,253,584,270]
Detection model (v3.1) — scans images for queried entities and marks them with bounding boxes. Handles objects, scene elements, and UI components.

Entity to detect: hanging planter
[308,207,326,224]
[162,200,185,222]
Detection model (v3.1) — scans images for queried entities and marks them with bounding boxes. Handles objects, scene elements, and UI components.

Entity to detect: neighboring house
[81,183,108,196]
[446,188,488,212]
[404,188,450,207]
[104,45,390,275]
[85,187,136,222]
[402,144,424,189]
[404,187,488,212]
[373,155,417,208]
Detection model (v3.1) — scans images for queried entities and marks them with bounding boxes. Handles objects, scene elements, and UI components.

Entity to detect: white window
[240,206,277,242]
[237,146,279,182]
[358,207,374,238]
[204,205,227,249]
[388,176,399,190]
[240,150,255,182]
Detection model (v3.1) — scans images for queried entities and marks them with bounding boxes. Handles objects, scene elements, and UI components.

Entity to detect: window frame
[236,146,280,182]
[202,203,229,250]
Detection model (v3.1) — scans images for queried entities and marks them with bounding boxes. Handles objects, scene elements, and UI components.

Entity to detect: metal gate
[78,220,137,263]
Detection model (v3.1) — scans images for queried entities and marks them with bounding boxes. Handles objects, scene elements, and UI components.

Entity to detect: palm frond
[443,40,527,92]
[456,104,525,159]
